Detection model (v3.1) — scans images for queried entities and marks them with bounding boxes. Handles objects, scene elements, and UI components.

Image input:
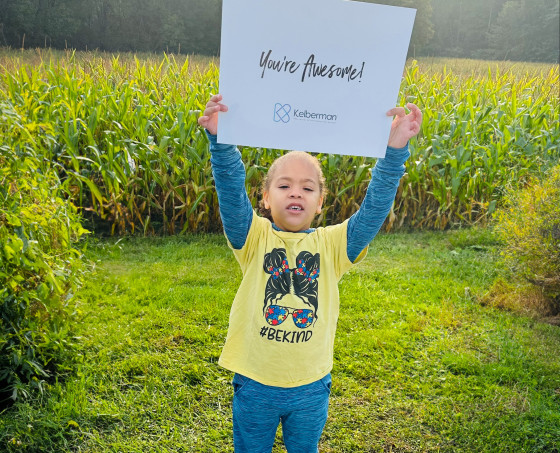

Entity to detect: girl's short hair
[258,151,327,221]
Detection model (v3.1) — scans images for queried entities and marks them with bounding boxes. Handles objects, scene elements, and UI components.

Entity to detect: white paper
[218,0,416,158]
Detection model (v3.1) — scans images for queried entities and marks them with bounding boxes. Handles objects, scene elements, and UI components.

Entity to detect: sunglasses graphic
[265,305,314,329]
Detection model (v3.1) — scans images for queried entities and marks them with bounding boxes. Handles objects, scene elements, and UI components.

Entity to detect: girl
[198,94,422,453]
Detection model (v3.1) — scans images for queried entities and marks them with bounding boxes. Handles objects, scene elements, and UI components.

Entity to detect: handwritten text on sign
[260,50,365,83]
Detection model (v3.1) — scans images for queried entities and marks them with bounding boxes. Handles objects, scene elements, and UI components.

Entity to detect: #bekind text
[260,50,365,83]
[260,325,313,343]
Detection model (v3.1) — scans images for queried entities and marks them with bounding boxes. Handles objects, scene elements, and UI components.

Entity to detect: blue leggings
[232,373,332,453]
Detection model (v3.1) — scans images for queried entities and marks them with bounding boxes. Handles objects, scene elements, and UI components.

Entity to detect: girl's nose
[289,188,302,198]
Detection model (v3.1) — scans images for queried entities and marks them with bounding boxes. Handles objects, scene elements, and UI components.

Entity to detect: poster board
[218,0,416,157]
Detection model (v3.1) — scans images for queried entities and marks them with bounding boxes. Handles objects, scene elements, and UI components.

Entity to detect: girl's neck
[271,222,315,234]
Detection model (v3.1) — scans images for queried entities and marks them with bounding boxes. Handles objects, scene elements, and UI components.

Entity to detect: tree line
[0,0,222,55]
[0,0,558,62]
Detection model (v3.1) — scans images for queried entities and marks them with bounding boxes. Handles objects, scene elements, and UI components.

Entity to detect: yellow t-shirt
[218,212,367,387]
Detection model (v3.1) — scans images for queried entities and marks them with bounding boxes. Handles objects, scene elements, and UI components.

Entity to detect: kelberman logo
[274,103,291,123]
[273,102,338,124]
[293,109,337,122]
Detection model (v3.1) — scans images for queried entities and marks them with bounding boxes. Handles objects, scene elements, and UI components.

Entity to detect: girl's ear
[315,196,323,214]
[263,191,270,210]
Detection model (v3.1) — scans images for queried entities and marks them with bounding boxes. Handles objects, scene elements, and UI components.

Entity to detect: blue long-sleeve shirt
[207,132,409,262]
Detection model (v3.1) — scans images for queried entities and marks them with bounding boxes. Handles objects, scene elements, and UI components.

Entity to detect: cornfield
[1,49,558,234]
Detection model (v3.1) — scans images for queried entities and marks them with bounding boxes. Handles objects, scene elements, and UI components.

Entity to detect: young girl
[198,94,422,453]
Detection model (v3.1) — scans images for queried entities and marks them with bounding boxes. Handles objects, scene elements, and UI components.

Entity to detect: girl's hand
[386,103,422,149]
[198,94,228,136]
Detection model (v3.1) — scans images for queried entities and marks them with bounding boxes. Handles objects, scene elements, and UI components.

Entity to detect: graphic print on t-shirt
[262,248,320,331]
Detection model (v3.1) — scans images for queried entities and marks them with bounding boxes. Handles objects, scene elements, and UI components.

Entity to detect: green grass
[1,230,559,452]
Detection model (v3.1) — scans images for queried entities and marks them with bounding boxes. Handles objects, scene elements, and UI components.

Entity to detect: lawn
[1,229,559,452]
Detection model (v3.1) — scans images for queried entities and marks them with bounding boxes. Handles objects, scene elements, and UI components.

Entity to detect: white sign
[218,0,416,158]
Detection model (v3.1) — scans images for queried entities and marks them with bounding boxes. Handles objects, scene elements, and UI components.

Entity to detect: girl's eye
[279,185,289,189]
[304,188,314,192]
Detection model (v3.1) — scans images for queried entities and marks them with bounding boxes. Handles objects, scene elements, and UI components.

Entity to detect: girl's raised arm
[346,104,422,262]
[199,95,253,250]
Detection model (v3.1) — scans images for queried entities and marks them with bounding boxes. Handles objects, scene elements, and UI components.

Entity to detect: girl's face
[263,156,324,232]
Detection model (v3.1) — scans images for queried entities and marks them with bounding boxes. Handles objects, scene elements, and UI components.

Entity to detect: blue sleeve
[346,144,410,262]
[206,131,253,249]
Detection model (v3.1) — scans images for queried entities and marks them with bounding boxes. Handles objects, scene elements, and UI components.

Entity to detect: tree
[489,0,560,62]
[422,0,559,61]
[0,0,36,47]
[422,0,508,58]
